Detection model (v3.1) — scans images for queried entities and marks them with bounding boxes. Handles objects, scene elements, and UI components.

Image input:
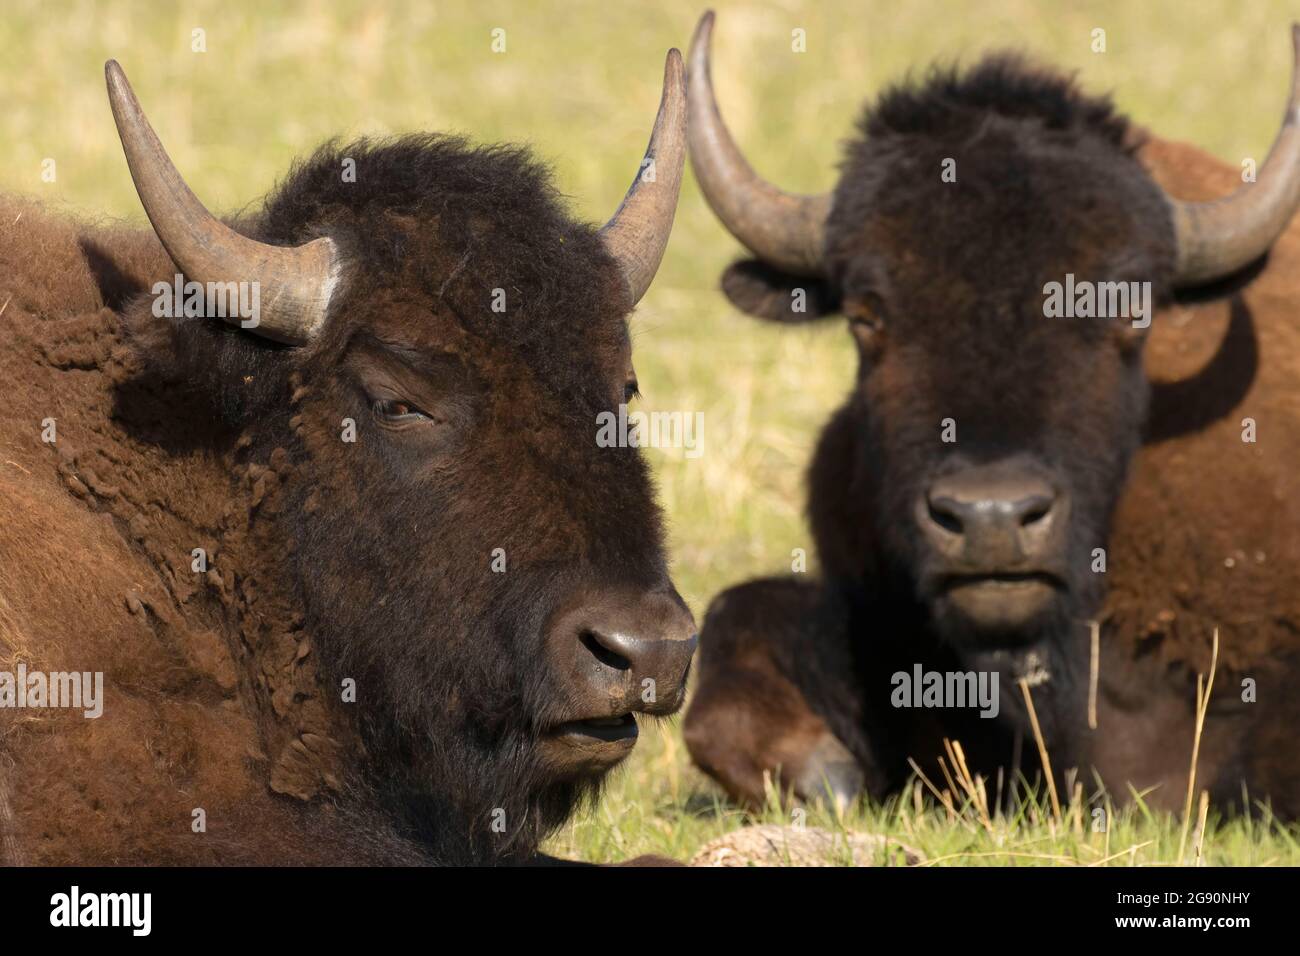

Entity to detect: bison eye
[844,299,883,330]
[373,398,431,424]
[623,379,640,404]
[844,298,886,354]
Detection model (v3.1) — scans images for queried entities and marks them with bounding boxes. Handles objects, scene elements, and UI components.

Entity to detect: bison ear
[721,259,840,323]
[120,300,293,429]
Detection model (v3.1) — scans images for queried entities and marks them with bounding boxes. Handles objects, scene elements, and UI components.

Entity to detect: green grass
[548,767,1300,866]
[5,0,1300,864]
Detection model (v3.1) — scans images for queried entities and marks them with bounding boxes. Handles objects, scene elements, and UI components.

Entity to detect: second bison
[683,12,1300,817]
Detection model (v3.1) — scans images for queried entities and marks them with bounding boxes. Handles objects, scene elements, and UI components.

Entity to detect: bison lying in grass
[0,52,696,864]
[683,11,1300,818]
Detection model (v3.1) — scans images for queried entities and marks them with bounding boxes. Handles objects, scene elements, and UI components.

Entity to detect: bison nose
[555,588,698,717]
[920,462,1063,566]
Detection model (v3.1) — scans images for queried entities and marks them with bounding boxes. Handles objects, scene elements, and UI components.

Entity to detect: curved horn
[600,49,688,305]
[688,11,831,277]
[105,60,338,344]
[1170,25,1300,286]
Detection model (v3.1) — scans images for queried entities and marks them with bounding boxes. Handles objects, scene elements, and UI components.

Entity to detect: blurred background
[3,0,1297,862]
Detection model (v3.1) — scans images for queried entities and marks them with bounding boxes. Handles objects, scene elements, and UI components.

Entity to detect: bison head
[688,12,1300,658]
[107,54,695,861]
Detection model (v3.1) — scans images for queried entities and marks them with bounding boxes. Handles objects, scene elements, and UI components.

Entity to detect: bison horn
[687,11,831,278]
[1169,25,1300,285]
[105,60,339,344]
[600,49,689,305]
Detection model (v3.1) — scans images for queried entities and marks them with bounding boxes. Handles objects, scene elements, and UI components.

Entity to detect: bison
[682,11,1300,818]
[0,51,697,865]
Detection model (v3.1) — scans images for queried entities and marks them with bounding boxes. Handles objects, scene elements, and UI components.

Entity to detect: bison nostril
[580,630,631,671]
[1021,504,1050,527]
[1019,495,1055,528]
[927,498,964,535]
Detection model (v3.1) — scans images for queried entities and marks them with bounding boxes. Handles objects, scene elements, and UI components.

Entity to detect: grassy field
[5,0,1300,864]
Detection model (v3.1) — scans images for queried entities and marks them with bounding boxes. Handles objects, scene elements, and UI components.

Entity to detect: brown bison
[683,11,1300,818]
[0,51,697,865]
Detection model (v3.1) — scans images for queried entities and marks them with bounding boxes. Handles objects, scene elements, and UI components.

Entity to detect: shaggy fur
[0,135,678,863]
[686,57,1300,816]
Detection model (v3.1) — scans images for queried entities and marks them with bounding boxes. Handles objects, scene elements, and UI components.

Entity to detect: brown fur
[0,197,339,863]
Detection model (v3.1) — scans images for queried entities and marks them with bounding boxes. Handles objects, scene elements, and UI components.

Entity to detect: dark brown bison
[0,51,697,865]
[683,11,1300,818]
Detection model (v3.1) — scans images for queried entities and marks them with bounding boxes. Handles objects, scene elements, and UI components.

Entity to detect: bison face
[281,249,698,837]
[108,54,695,859]
[295,280,698,774]
[817,109,1173,649]
[687,11,1300,657]
[830,232,1159,648]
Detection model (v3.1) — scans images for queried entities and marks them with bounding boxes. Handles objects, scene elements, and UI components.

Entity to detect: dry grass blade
[1087,840,1156,866]
[1018,677,1061,824]
[936,755,963,815]
[918,849,1078,866]
[1178,628,1219,863]
[906,757,964,827]
[943,738,994,833]
[1193,791,1211,865]
[1087,619,1100,730]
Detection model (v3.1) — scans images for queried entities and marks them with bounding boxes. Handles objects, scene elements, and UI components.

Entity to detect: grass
[549,764,1300,866]
[4,0,1300,864]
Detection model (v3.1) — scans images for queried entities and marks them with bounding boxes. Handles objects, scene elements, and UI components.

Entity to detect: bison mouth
[934,571,1063,637]
[553,713,638,743]
[538,714,639,778]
